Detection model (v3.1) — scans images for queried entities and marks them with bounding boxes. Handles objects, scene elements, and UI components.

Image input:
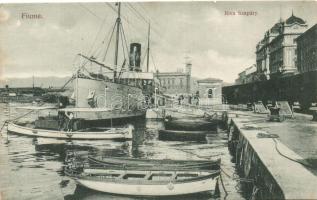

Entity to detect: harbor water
[0,103,247,200]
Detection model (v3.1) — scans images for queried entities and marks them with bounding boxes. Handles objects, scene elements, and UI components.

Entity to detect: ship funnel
[129,43,141,72]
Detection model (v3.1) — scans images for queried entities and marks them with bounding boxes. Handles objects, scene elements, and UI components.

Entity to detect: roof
[296,24,317,41]
[156,72,188,76]
[270,22,283,33]
[197,78,223,83]
[285,14,305,25]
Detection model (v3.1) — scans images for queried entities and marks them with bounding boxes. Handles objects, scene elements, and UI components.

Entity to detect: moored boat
[158,129,214,141]
[86,155,221,171]
[61,2,160,127]
[7,122,133,140]
[164,116,218,131]
[65,168,220,196]
[164,107,205,118]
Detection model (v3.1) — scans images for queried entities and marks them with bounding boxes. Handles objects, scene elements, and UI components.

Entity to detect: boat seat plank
[171,172,178,180]
[144,172,152,180]
[117,172,127,179]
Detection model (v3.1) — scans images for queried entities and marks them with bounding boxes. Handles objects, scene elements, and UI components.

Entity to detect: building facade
[155,62,191,94]
[296,24,317,73]
[256,22,281,80]
[235,71,246,85]
[197,78,223,105]
[235,64,257,84]
[253,14,308,80]
[268,14,308,78]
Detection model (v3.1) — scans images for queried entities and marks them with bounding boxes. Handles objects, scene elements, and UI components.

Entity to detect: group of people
[177,94,200,106]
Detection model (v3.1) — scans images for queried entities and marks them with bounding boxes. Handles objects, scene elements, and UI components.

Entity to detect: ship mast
[113,2,121,82]
[146,23,150,72]
[32,75,34,89]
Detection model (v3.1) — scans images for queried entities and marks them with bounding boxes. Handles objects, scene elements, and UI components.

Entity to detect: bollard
[309,106,317,121]
[313,111,317,121]
[213,178,220,197]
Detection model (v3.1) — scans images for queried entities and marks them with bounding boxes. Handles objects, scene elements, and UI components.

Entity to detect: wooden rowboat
[7,122,133,140]
[164,117,218,131]
[158,129,214,141]
[86,156,221,171]
[66,168,220,196]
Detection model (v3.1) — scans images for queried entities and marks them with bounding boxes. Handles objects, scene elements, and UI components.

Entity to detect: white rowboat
[67,168,219,196]
[7,122,133,140]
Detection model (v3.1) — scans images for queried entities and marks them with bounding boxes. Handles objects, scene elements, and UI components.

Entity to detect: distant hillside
[0,76,72,88]
[0,75,233,91]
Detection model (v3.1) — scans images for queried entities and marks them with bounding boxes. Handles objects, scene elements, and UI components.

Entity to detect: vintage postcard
[1,1,317,200]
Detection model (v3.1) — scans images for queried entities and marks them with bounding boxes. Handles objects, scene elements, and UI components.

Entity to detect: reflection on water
[65,186,216,200]
[0,103,245,200]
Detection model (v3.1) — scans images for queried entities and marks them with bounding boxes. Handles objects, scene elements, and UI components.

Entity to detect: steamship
[59,3,156,126]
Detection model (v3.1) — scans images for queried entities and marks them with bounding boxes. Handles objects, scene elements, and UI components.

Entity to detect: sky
[1,1,317,83]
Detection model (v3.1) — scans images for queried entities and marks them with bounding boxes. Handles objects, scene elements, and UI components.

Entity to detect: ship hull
[75,77,145,109]
[68,77,146,123]
[78,112,145,127]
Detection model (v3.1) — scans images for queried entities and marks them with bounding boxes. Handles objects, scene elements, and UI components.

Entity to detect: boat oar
[0,120,8,136]
[174,148,222,159]
[0,121,10,144]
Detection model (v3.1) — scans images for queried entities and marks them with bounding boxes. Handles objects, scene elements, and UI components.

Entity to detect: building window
[208,89,213,98]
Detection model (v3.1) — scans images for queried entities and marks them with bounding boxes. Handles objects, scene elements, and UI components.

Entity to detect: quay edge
[224,110,317,199]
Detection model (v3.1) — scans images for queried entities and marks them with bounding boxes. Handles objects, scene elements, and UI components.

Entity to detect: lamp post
[154,88,158,109]
[128,94,132,111]
[104,86,108,108]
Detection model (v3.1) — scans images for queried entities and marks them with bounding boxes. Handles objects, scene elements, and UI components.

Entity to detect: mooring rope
[0,104,9,136]
[219,172,228,196]
[220,167,254,183]
[1,102,47,125]
[249,186,260,200]
[173,148,223,159]
[272,138,312,168]
[11,109,36,122]
[0,120,8,134]
[0,102,48,141]
[220,166,258,200]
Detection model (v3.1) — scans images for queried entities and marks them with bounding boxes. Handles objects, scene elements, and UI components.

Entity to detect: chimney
[185,62,192,75]
[129,43,142,72]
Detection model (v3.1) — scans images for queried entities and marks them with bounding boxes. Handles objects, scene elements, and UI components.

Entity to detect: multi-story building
[256,21,282,80]
[268,14,308,78]
[254,14,308,80]
[235,64,257,84]
[155,62,191,94]
[295,24,317,73]
[235,70,246,85]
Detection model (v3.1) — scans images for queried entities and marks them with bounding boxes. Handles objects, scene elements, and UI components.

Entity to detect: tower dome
[285,13,305,25]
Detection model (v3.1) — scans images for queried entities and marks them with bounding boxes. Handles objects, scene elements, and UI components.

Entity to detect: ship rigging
[76,2,154,87]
